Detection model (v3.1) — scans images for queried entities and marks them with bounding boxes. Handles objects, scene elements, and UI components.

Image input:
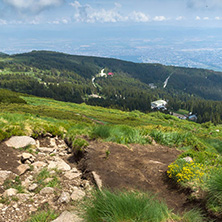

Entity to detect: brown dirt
[0,142,20,173]
[78,141,197,213]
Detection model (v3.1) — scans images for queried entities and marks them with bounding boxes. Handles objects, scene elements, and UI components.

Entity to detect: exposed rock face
[0,136,92,222]
[52,211,83,222]
[5,136,36,149]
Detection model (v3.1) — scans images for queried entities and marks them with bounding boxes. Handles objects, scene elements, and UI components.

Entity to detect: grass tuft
[84,189,172,222]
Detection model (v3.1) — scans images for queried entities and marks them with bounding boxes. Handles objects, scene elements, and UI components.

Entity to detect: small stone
[58,192,70,204]
[70,187,85,201]
[92,171,102,190]
[0,170,14,185]
[21,153,35,164]
[44,178,53,183]
[13,203,18,209]
[30,206,37,212]
[32,161,47,171]
[3,188,18,198]
[50,138,57,147]
[37,147,55,153]
[28,183,38,192]
[36,140,40,148]
[182,156,193,162]
[48,157,71,171]
[40,187,55,195]
[17,164,30,175]
[0,203,4,208]
[52,211,83,222]
[17,193,30,202]
[64,170,81,180]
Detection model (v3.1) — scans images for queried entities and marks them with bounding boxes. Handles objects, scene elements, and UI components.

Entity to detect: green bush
[72,138,89,154]
[84,190,172,222]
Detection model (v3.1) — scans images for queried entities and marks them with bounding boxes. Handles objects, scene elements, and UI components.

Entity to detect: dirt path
[78,141,195,213]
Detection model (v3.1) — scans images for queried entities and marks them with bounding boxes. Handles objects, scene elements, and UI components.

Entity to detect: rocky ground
[0,135,209,222]
[0,135,91,222]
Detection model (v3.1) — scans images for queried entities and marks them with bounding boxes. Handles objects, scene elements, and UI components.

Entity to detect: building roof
[151,100,167,105]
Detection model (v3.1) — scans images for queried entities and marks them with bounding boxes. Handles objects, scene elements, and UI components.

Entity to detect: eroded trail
[79,141,194,213]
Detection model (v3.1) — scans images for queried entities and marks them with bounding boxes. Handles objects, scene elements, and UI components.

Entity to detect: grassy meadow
[1,91,222,220]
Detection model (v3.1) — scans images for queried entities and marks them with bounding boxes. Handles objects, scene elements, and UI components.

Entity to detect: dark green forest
[1,50,222,124]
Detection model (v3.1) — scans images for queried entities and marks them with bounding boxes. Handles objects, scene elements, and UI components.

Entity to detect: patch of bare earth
[78,141,196,213]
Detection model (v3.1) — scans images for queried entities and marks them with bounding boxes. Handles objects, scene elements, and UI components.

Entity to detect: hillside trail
[78,141,198,214]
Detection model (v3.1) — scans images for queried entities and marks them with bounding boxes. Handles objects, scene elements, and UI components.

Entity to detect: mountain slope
[1,50,222,123]
[10,50,222,100]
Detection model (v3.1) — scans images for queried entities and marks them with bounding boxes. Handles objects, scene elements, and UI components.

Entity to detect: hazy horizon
[1,0,222,71]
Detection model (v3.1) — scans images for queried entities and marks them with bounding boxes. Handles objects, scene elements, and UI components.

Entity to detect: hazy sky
[1,0,222,25]
[1,0,222,66]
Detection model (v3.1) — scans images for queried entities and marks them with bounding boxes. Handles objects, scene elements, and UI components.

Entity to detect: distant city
[2,26,222,72]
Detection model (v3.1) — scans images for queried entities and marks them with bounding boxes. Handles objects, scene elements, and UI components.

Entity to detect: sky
[1,0,222,69]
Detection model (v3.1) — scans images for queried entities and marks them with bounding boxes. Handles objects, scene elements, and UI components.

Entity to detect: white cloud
[215,16,222,20]
[153,16,166,21]
[70,1,126,23]
[203,16,209,20]
[130,11,149,22]
[0,19,7,25]
[62,18,68,24]
[176,16,185,21]
[2,0,64,13]
[195,16,201,20]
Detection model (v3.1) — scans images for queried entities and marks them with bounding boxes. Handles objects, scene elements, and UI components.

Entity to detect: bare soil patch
[0,143,20,173]
[78,141,195,213]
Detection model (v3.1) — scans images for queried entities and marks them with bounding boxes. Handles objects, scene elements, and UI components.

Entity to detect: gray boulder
[5,136,36,149]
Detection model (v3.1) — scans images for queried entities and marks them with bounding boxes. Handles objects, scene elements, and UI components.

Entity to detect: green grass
[91,125,150,144]
[174,109,189,116]
[181,209,206,222]
[25,209,58,222]
[33,168,60,193]
[207,170,222,211]
[1,93,222,218]
[3,176,25,193]
[84,190,172,222]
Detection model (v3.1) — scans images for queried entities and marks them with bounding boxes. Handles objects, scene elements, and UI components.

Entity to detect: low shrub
[72,138,89,155]
[167,159,205,185]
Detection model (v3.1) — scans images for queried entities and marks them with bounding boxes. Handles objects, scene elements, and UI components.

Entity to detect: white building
[151,100,167,110]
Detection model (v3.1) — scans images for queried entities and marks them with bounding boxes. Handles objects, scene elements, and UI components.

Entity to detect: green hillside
[1,51,222,124]
[0,89,222,220]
